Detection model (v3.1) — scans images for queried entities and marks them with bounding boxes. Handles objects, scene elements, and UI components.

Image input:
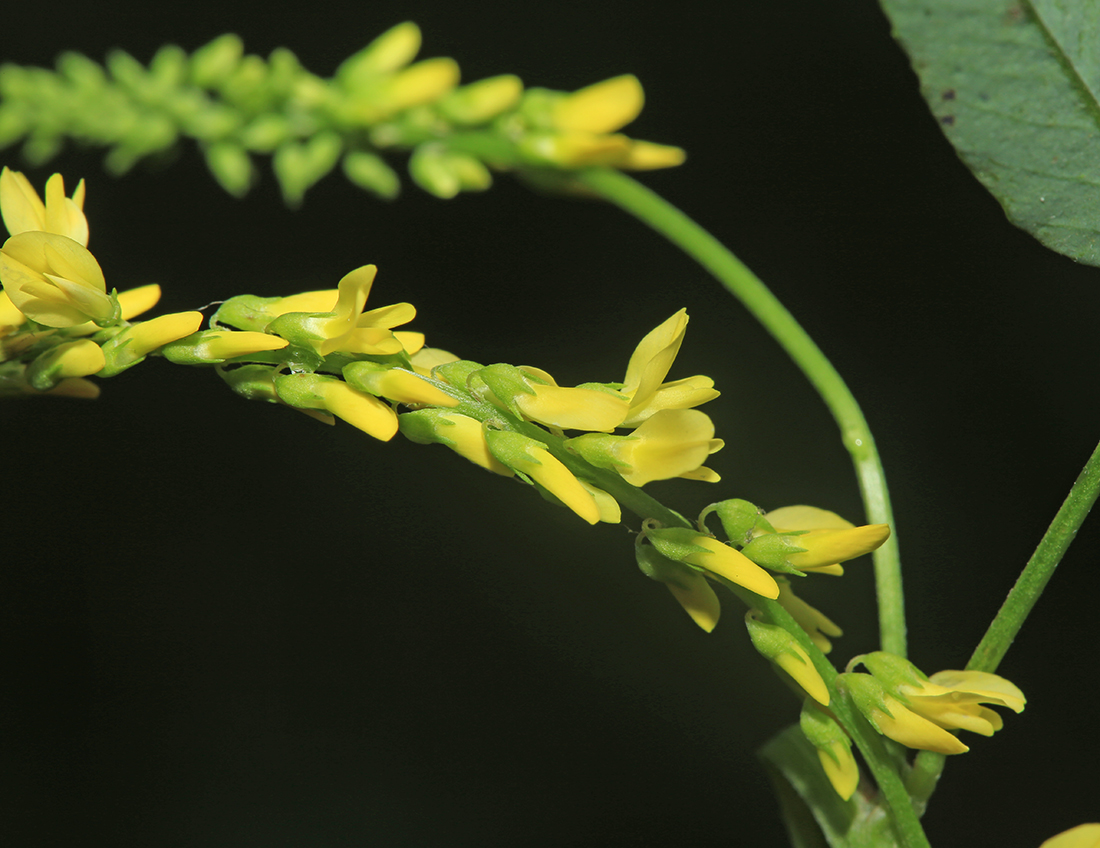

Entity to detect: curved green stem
[908,436,1100,808]
[575,168,907,657]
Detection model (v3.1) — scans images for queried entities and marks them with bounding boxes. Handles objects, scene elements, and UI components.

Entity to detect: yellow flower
[26,338,105,390]
[274,372,399,441]
[518,76,685,171]
[512,365,629,432]
[400,409,515,476]
[161,329,291,364]
[0,231,118,327]
[483,429,602,524]
[647,528,780,599]
[745,610,830,705]
[1041,824,1100,848]
[620,310,718,427]
[343,361,459,407]
[609,408,723,485]
[99,311,205,376]
[266,265,415,356]
[760,505,890,576]
[841,672,969,755]
[0,168,88,245]
[893,666,1026,736]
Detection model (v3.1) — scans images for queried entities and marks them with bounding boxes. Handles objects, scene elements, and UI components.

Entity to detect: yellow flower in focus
[512,365,629,432]
[0,231,118,327]
[483,429,602,525]
[275,372,399,441]
[0,168,88,245]
[99,311,204,376]
[762,505,890,576]
[800,700,859,801]
[620,310,718,427]
[1041,824,1100,848]
[266,265,415,356]
[610,408,723,485]
[841,672,969,755]
[674,534,779,599]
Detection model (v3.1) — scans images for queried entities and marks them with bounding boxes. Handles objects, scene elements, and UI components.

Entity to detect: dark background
[3,1,1097,845]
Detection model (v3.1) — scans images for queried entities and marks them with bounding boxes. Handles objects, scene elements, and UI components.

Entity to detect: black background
[3,1,1098,845]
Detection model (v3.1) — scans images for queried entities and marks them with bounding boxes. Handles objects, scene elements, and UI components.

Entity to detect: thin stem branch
[907,437,1100,808]
[575,168,907,657]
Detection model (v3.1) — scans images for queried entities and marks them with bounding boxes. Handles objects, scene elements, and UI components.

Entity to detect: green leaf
[880,0,1100,266]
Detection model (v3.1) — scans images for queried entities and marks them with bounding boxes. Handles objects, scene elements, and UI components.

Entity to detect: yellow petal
[514,381,629,431]
[872,695,969,755]
[0,167,46,237]
[817,741,859,802]
[926,670,1026,713]
[520,444,601,525]
[317,380,399,441]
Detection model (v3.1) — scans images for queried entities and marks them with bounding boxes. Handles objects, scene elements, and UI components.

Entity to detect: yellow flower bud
[99,311,204,376]
[647,529,779,599]
[484,429,601,525]
[274,372,399,442]
[26,338,105,390]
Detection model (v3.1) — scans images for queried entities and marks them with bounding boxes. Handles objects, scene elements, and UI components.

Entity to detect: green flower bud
[343,151,401,200]
[190,34,244,89]
[409,143,492,199]
[204,141,254,197]
[739,532,808,576]
[272,132,343,206]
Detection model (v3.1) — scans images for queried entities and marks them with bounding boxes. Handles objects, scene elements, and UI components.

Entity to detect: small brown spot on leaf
[941,115,956,126]
[942,89,956,101]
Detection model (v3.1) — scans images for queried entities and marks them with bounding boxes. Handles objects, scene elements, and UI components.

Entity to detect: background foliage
[3,1,1098,844]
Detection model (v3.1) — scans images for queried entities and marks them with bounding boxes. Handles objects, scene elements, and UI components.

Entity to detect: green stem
[575,168,907,657]
[908,436,1100,807]
[967,436,1100,673]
